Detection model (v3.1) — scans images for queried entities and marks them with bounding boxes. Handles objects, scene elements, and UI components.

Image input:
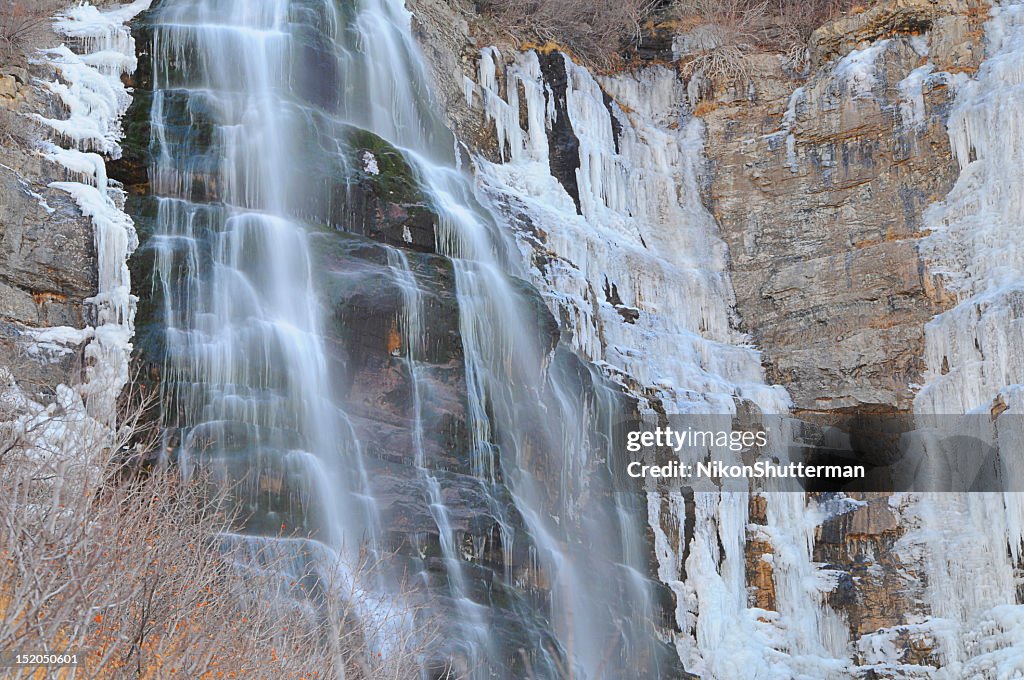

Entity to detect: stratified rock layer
[702,1,989,412]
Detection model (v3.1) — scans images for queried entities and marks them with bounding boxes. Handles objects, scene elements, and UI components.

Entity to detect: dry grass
[668,0,872,50]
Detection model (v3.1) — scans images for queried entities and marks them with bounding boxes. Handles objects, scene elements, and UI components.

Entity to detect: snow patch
[361,150,379,175]
[834,40,891,99]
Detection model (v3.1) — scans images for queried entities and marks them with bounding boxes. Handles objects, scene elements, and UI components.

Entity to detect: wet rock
[537,51,583,214]
[108,12,156,195]
[312,230,470,477]
[329,128,440,253]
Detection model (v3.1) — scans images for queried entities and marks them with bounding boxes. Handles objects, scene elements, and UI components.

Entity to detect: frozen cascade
[146,0,674,676]
[469,49,853,677]
[11,1,150,469]
[906,0,1024,676]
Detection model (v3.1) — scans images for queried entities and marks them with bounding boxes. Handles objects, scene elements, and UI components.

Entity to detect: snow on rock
[833,40,892,99]
[34,1,149,157]
[361,150,380,175]
[21,1,150,429]
[897,64,935,127]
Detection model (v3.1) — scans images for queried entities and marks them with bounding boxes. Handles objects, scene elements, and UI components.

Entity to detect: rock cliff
[0,52,98,396]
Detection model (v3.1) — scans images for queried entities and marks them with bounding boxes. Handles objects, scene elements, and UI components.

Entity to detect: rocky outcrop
[407,0,499,157]
[810,0,989,68]
[701,2,988,412]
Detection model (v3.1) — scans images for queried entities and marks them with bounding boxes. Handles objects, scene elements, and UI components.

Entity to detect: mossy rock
[345,127,427,206]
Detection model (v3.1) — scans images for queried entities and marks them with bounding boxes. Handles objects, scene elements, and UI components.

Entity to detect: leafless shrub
[0,371,441,678]
[478,0,662,67]
[670,0,769,86]
[670,0,872,52]
[0,0,61,66]
[666,0,872,94]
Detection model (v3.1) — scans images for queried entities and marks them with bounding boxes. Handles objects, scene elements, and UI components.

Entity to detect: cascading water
[150,0,377,571]
[145,0,674,676]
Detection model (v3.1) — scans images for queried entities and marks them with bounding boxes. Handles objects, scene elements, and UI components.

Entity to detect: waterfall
[145,0,672,676]
[150,0,376,564]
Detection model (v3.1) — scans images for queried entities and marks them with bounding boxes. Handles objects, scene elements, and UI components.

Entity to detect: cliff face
[702,0,989,414]
[699,5,993,663]
[410,0,1022,675]
[5,0,1021,677]
[1,0,143,419]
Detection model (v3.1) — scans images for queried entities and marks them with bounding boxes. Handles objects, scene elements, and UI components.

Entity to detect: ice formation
[905,1,1024,676]
[834,40,891,99]
[778,86,806,173]
[897,65,936,128]
[28,2,148,425]
[469,48,853,678]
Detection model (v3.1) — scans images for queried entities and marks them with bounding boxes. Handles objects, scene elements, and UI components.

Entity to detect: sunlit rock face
[702,12,987,413]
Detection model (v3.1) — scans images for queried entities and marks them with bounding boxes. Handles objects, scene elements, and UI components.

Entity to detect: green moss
[345,127,427,206]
